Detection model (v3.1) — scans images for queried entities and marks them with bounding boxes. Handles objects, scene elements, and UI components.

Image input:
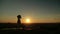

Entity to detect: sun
[26,18,30,23]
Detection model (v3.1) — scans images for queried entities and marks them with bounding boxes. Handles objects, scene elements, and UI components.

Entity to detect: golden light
[25,18,30,23]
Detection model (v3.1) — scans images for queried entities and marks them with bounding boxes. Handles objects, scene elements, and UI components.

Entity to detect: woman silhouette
[17,15,21,29]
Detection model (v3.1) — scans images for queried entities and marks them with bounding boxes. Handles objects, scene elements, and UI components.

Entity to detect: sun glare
[26,18,30,23]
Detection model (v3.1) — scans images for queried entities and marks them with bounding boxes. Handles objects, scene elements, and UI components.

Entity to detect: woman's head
[17,15,21,19]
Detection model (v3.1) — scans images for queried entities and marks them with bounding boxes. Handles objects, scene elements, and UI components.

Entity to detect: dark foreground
[0,23,60,34]
[0,29,60,34]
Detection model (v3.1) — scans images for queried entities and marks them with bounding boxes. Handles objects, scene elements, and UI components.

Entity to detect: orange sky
[0,0,60,23]
[0,17,60,23]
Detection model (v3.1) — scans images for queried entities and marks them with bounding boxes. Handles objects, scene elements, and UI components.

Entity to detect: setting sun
[26,18,30,23]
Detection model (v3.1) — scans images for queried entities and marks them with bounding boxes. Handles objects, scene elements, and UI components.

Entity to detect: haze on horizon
[0,0,60,23]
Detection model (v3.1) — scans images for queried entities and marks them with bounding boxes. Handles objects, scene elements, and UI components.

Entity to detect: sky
[0,0,60,23]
